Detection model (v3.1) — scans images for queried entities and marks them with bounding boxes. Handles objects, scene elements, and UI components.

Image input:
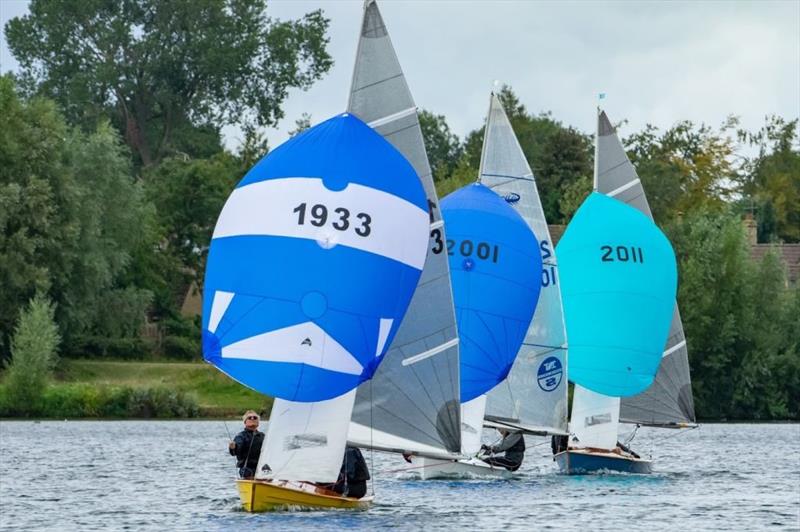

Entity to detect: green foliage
[419,110,464,182]
[669,209,798,420]
[0,78,155,354]
[625,119,738,224]
[738,115,800,243]
[3,294,60,415]
[6,0,333,166]
[0,383,199,418]
[140,153,241,314]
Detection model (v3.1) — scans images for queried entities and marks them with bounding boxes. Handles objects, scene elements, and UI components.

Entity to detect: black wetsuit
[229,429,264,478]
[331,446,370,498]
[482,432,525,471]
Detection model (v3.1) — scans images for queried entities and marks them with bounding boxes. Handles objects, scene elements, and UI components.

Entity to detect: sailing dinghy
[202,113,430,510]
[418,92,569,479]
[555,108,693,474]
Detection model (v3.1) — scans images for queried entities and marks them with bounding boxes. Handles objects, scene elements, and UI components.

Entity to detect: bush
[0,384,199,419]
[70,336,152,359]
[162,335,200,360]
[3,295,60,415]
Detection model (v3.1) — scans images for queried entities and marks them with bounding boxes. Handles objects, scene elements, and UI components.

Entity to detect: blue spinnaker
[556,192,678,397]
[441,183,542,403]
[202,113,429,402]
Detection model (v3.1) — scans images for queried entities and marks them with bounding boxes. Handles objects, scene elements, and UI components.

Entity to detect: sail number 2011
[600,245,644,263]
[293,203,372,237]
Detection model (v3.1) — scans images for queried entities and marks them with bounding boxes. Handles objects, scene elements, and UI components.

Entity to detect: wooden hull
[236,479,373,512]
[554,449,653,475]
[417,457,514,480]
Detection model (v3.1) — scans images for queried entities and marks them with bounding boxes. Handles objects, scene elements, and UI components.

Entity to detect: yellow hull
[236,479,373,512]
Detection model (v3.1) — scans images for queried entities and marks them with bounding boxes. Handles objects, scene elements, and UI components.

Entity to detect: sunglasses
[246,416,259,420]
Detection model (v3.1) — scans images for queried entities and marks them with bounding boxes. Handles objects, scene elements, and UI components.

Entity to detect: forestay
[480,93,569,435]
[202,113,429,402]
[556,192,677,397]
[347,0,462,456]
[594,110,696,425]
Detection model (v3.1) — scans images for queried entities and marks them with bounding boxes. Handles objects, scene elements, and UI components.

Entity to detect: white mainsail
[346,0,462,459]
[257,390,357,482]
[480,93,569,436]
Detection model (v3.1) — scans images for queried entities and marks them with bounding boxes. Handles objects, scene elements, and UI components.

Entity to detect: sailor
[480,428,525,471]
[616,440,641,458]
[551,434,569,455]
[328,446,370,499]
[228,410,265,478]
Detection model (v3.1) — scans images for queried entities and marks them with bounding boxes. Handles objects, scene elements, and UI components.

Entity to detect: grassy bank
[1,359,272,419]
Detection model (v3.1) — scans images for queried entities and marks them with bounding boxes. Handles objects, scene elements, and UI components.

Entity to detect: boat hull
[554,449,652,475]
[417,457,514,480]
[236,479,373,512]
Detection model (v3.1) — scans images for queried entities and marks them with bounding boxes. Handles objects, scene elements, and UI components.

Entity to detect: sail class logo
[537,356,563,392]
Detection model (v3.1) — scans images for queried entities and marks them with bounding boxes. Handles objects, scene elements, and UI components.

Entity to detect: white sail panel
[460,395,487,455]
[348,0,461,456]
[571,384,620,450]
[481,93,569,435]
[257,390,356,482]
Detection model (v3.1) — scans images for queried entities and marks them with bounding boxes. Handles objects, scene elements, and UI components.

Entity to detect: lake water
[0,421,798,531]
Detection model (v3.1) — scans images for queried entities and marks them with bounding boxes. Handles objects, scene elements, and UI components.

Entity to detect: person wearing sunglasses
[228,410,265,478]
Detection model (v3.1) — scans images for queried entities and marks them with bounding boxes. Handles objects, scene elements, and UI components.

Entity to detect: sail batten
[480,93,569,435]
[347,0,461,456]
[595,109,696,425]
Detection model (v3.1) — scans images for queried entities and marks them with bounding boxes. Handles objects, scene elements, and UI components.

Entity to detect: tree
[737,115,800,243]
[6,0,333,167]
[141,153,242,312]
[0,76,153,354]
[419,109,463,182]
[625,120,739,224]
[3,294,60,415]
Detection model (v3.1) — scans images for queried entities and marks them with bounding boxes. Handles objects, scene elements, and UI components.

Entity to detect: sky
[2,0,799,151]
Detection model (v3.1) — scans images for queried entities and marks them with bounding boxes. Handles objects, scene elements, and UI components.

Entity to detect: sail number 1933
[293,203,372,237]
[600,245,644,263]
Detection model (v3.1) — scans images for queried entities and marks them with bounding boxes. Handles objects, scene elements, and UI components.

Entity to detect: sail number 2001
[293,203,372,237]
[600,245,644,263]
[430,229,499,262]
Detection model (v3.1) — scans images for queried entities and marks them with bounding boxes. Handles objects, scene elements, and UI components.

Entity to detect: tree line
[1,1,797,420]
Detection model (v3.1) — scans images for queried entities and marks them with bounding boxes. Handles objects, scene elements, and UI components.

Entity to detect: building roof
[750,243,800,285]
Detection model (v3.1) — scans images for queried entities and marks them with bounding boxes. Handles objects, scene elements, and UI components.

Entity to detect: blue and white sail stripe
[202,113,429,402]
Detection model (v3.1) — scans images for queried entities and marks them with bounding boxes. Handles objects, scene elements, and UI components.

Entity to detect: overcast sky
[2,0,799,151]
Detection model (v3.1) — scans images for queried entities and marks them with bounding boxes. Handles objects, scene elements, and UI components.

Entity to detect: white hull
[415,456,514,480]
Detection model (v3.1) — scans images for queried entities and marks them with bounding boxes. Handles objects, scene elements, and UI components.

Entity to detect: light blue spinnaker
[556,192,677,397]
[441,183,543,402]
[202,113,430,402]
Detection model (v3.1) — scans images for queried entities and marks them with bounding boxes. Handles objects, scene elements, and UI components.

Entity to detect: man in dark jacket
[327,446,370,499]
[228,410,265,478]
[480,428,525,471]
